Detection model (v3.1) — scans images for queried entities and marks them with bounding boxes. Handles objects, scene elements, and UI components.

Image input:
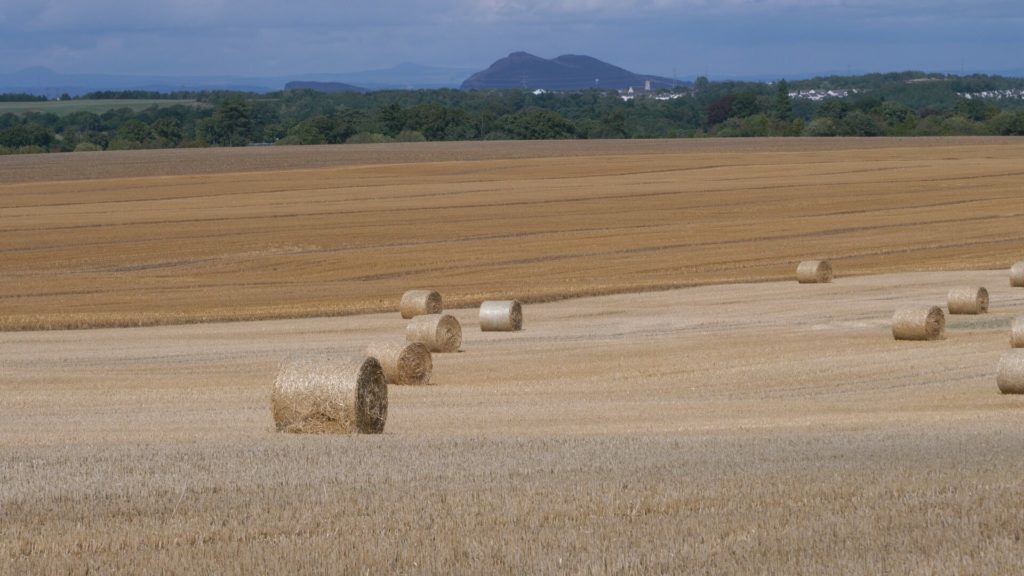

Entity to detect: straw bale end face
[997,351,1024,394]
[479,300,523,332]
[796,260,833,284]
[271,355,388,434]
[1011,262,1024,288]
[399,290,443,319]
[892,306,945,341]
[947,286,989,315]
[406,313,462,353]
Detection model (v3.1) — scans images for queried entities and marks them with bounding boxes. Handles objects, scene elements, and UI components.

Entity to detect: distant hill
[285,81,366,93]
[320,63,477,90]
[461,52,681,91]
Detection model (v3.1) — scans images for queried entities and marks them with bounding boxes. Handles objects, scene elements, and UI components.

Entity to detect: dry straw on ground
[1011,317,1024,349]
[796,260,833,284]
[1012,262,1024,288]
[479,300,523,332]
[996,351,1024,394]
[892,306,945,341]
[947,286,989,315]
[366,341,433,386]
[400,290,443,319]
[406,314,462,353]
[271,355,387,433]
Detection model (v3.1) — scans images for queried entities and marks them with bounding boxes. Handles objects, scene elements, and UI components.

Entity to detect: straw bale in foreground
[892,306,945,341]
[366,341,433,386]
[997,351,1024,394]
[947,286,989,315]
[796,260,833,284]
[272,355,387,434]
[406,314,462,353]
[400,290,443,319]
[479,300,523,332]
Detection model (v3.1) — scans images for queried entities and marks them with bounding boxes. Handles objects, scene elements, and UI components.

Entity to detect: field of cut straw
[4,270,1024,573]
[2,137,1023,330]
[4,139,1024,573]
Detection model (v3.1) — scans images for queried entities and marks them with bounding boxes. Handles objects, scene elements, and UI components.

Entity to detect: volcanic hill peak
[461,52,679,91]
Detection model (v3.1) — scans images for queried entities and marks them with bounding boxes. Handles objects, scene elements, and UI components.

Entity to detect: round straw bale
[796,260,833,284]
[1012,262,1024,288]
[406,313,462,353]
[479,300,523,332]
[399,290,443,319]
[1011,317,1024,349]
[892,306,945,341]
[996,351,1024,394]
[365,341,433,386]
[947,286,989,315]
[271,355,387,434]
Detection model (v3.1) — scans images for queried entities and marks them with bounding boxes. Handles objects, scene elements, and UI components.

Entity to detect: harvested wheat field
[4,139,1024,573]
[4,270,1024,573]
[2,138,1024,330]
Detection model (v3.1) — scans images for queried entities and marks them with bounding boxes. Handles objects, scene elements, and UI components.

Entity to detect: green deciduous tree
[773,79,793,121]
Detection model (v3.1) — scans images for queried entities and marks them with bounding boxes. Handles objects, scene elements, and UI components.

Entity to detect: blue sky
[1,0,1022,78]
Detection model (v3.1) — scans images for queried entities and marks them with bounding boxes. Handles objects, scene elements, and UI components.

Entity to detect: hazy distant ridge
[0,63,473,97]
[284,81,366,93]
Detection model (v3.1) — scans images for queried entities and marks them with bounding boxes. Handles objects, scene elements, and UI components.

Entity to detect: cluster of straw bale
[272,257,1024,431]
[891,263,1024,394]
[813,260,1024,395]
[272,288,528,433]
[1003,265,1024,392]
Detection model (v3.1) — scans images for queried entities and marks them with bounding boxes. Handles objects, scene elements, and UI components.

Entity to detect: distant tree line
[0,93,48,102]
[2,73,1024,154]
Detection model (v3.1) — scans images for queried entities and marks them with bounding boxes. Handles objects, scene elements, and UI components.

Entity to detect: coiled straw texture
[400,290,443,319]
[997,351,1024,394]
[479,300,523,332]
[366,341,433,386]
[406,313,462,353]
[1011,317,1024,349]
[271,355,388,434]
[1012,262,1024,288]
[892,306,945,341]
[947,286,989,315]
[796,260,833,284]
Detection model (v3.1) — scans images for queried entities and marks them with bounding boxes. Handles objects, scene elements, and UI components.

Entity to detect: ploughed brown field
[2,137,1022,330]
[3,139,1024,574]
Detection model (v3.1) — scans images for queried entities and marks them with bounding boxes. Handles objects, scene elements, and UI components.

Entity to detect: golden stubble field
[4,270,1024,574]
[3,138,1024,574]
[2,137,1022,330]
